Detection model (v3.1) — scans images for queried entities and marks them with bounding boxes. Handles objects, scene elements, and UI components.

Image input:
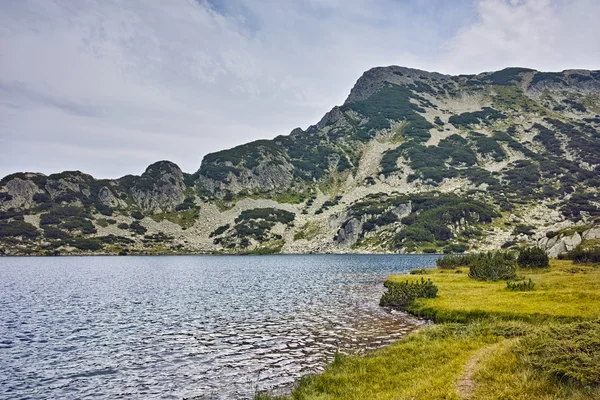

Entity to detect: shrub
[444,243,469,253]
[117,223,129,230]
[32,193,51,203]
[0,209,23,220]
[235,208,295,225]
[506,278,535,291]
[437,254,468,269]
[0,220,39,239]
[517,247,549,268]
[175,197,196,211]
[69,238,103,251]
[129,221,147,234]
[436,252,486,268]
[449,107,506,128]
[94,202,113,216]
[513,224,535,236]
[409,268,429,275]
[60,217,97,234]
[42,226,70,239]
[379,278,438,309]
[562,246,600,264]
[468,252,517,281]
[131,210,144,220]
[40,213,61,226]
[210,224,230,237]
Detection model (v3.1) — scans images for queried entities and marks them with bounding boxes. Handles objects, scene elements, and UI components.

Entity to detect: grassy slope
[262,261,600,400]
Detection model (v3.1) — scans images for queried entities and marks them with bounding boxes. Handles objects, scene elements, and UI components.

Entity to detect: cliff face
[130,161,187,212]
[2,66,600,256]
[0,161,188,214]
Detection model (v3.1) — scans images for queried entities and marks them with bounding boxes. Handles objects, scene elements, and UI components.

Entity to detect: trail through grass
[256,260,600,400]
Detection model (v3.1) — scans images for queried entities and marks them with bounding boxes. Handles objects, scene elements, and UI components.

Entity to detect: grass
[400,260,600,322]
[257,260,600,399]
[294,222,322,241]
[150,208,199,229]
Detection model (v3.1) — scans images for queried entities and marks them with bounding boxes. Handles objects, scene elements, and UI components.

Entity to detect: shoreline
[259,259,600,399]
[0,252,443,257]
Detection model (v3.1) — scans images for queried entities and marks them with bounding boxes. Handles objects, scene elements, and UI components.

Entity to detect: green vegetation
[151,208,199,229]
[449,107,506,128]
[342,83,434,142]
[480,67,534,85]
[399,259,599,322]
[213,208,295,250]
[562,245,600,264]
[236,208,295,225]
[379,277,438,309]
[210,224,230,237]
[129,221,147,235]
[263,260,599,399]
[293,222,321,241]
[0,220,39,239]
[506,278,535,291]
[468,252,517,281]
[531,72,565,85]
[345,193,497,251]
[436,253,474,269]
[513,224,535,236]
[518,247,550,268]
[395,194,497,249]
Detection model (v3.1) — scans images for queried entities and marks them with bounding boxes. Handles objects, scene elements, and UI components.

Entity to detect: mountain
[2,66,600,256]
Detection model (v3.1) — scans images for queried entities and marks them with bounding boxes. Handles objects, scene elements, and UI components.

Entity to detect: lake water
[0,254,438,399]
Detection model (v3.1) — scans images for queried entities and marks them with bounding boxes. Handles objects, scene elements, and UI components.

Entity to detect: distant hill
[2,66,600,256]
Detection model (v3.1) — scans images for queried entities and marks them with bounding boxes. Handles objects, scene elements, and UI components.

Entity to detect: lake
[0,254,438,399]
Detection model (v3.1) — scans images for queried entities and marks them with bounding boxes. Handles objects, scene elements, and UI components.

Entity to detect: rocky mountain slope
[2,66,600,256]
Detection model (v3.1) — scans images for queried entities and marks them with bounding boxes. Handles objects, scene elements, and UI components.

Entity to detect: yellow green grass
[398,260,600,322]
[259,260,600,400]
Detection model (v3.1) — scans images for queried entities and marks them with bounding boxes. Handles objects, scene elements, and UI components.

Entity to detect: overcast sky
[1,0,599,179]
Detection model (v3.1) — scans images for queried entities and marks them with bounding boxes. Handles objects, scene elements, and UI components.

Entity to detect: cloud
[0,0,598,179]
[441,0,600,74]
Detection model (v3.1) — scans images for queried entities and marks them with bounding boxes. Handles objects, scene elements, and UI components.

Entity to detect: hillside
[2,66,600,256]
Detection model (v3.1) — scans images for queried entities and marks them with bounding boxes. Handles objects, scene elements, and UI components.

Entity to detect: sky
[1,0,599,179]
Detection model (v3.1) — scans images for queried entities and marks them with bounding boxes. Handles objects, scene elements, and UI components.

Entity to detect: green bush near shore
[379,278,438,309]
[436,252,517,281]
[468,252,516,281]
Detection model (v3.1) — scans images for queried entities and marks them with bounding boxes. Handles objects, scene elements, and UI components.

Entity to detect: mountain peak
[344,65,450,104]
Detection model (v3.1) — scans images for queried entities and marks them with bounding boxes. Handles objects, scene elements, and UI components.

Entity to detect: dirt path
[455,341,506,399]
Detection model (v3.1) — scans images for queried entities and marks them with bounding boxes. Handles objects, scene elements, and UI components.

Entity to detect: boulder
[337,218,362,247]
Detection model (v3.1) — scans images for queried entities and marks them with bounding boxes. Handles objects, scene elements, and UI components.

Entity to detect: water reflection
[0,255,438,399]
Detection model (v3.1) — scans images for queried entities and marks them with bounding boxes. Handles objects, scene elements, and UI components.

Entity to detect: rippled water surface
[0,254,438,399]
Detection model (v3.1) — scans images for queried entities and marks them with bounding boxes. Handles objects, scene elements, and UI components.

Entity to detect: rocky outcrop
[539,225,599,258]
[97,186,122,208]
[198,156,295,197]
[44,171,94,199]
[130,161,186,212]
[0,174,45,210]
[344,66,451,103]
[336,218,362,247]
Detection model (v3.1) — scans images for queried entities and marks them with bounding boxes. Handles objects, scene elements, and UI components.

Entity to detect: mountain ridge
[2,66,600,256]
